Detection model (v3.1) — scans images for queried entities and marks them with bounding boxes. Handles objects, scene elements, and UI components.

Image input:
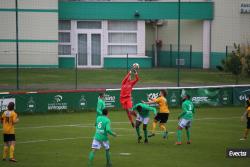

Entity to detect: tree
[217,43,243,84]
[242,43,250,76]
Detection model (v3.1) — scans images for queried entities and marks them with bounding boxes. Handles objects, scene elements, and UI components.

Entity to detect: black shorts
[154,113,169,123]
[247,118,250,129]
[3,134,16,142]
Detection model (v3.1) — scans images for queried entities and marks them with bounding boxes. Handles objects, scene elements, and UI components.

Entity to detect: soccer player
[1,102,19,162]
[120,69,139,128]
[96,93,106,120]
[88,109,116,167]
[240,99,250,140]
[144,90,170,139]
[176,95,195,145]
[132,103,157,143]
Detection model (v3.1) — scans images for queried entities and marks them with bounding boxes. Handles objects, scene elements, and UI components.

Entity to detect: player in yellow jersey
[143,90,170,139]
[240,98,250,140]
[1,102,19,162]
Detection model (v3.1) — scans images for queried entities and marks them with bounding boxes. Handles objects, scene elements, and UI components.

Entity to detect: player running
[144,90,170,139]
[1,102,19,162]
[176,95,195,145]
[88,109,116,167]
[96,93,106,120]
[132,103,157,143]
[120,68,139,128]
[240,99,250,140]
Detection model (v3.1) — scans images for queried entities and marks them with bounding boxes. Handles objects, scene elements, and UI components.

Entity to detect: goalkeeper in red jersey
[120,69,139,128]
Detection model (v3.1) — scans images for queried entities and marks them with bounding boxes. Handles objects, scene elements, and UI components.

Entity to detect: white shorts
[178,118,192,128]
[91,139,110,150]
[136,115,150,125]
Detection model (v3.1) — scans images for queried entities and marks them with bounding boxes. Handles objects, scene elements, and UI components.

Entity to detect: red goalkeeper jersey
[120,72,139,99]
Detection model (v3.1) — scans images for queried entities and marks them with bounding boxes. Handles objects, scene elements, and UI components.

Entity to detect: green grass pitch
[0,106,249,167]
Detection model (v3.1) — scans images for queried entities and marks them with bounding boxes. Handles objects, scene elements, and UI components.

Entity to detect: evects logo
[226,148,250,158]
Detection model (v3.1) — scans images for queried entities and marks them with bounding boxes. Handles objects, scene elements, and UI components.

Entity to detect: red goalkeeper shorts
[120,98,133,110]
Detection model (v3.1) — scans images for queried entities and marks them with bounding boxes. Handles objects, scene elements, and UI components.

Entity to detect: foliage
[217,43,250,84]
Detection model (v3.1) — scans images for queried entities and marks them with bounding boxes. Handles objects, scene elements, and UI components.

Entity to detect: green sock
[105,150,111,165]
[136,127,141,137]
[144,129,148,140]
[88,150,95,167]
[186,129,191,141]
[177,129,182,142]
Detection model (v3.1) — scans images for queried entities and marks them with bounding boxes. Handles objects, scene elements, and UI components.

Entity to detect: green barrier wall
[0,85,249,113]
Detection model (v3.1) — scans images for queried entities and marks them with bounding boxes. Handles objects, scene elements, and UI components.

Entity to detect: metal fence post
[75,53,78,90]
[190,44,192,69]
[177,0,181,87]
[15,0,19,90]
[226,45,228,60]
[170,44,173,67]
[126,53,129,73]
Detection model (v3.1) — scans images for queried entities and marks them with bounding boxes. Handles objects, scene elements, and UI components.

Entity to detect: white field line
[0,131,175,145]
[6,116,240,130]
[106,84,250,91]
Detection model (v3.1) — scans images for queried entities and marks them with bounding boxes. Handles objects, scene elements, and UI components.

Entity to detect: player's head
[7,102,15,111]
[182,94,191,102]
[246,97,250,107]
[99,93,104,99]
[160,90,167,97]
[136,105,143,113]
[102,109,109,116]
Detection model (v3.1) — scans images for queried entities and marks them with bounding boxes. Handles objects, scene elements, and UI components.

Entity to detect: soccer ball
[133,63,140,70]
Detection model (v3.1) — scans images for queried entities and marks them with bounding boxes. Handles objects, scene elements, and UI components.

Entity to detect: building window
[59,20,71,55]
[107,21,138,55]
[77,21,102,29]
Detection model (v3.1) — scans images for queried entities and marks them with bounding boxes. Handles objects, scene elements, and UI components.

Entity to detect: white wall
[211,0,250,52]
[146,20,203,52]
[0,0,58,67]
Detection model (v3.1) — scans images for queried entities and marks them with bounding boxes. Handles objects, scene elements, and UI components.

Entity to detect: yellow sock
[160,123,166,132]
[3,146,8,159]
[9,145,15,159]
[151,121,157,134]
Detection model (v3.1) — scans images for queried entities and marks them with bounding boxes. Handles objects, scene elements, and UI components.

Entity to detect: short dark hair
[246,99,250,107]
[160,90,167,97]
[136,105,142,112]
[102,109,108,116]
[186,94,191,100]
[99,93,104,98]
[7,102,15,111]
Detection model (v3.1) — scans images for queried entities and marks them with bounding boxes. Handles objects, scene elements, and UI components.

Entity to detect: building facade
[0,0,249,69]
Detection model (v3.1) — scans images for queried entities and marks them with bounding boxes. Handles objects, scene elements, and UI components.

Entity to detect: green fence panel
[0,91,100,113]
[233,86,250,105]
[179,87,233,106]
[0,85,248,113]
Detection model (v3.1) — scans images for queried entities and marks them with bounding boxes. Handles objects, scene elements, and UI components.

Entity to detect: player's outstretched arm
[121,71,131,84]
[143,98,156,104]
[131,72,139,86]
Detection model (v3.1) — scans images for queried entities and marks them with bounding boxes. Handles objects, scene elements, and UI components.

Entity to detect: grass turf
[0,68,250,88]
[0,106,249,167]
